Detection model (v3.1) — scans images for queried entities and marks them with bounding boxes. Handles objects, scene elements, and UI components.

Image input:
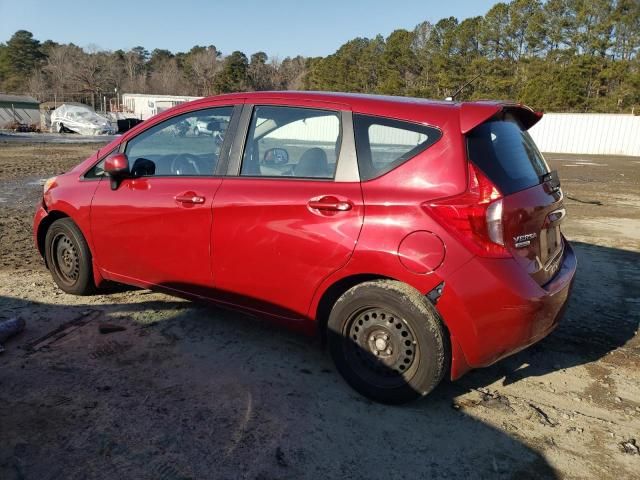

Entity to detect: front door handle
[308,196,353,212]
[175,193,205,204]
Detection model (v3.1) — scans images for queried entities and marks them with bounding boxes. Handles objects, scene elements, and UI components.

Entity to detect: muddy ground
[0,139,638,480]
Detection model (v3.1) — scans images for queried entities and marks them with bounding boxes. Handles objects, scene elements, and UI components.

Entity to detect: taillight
[424,163,510,258]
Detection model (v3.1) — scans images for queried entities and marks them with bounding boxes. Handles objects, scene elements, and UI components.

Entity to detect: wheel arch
[37,210,105,288]
[315,273,394,342]
[37,210,70,261]
[314,272,454,378]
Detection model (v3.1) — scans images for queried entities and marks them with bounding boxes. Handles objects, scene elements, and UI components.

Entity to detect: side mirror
[104,152,129,176]
[263,148,289,166]
[104,152,129,190]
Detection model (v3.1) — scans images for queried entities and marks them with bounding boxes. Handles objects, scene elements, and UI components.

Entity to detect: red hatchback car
[34,92,576,403]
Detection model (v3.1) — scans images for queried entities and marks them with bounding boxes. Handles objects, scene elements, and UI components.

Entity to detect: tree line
[0,0,638,113]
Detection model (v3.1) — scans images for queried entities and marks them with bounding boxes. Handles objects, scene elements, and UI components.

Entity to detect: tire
[44,218,95,295]
[58,122,65,133]
[327,280,448,404]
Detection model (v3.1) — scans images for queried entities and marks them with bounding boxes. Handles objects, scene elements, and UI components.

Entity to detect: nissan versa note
[33,91,576,404]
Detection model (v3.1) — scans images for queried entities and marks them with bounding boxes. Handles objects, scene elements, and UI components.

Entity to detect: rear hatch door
[466,111,565,286]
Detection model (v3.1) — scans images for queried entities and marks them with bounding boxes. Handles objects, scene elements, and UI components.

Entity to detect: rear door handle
[175,193,205,204]
[308,196,353,212]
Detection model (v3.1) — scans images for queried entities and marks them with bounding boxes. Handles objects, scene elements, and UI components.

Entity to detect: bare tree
[278,56,307,89]
[68,48,104,108]
[26,69,47,99]
[186,47,220,96]
[248,51,275,91]
[43,44,78,98]
[150,57,183,94]
[122,48,148,93]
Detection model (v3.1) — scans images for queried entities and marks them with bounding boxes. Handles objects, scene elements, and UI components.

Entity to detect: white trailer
[121,93,203,121]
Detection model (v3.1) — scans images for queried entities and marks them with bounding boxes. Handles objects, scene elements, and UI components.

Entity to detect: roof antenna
[445,73,482,101]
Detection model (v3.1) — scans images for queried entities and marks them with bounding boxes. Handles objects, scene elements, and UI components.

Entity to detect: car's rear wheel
[327,280,448,404]
[44,218,95,295]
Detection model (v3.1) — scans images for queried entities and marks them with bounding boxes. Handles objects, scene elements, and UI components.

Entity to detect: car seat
[131,158,156,177]
[295,148,330,178]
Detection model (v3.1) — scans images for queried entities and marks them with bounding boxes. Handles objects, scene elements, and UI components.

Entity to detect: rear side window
[241,106,340,179]
[354,114,441,181]
[466,120,550,195]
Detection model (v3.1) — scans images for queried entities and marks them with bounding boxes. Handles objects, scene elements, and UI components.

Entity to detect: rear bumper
[439,240,577,379]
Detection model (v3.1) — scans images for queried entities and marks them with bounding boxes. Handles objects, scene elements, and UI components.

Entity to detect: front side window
[354,114,442,181]
[124,107,232,176]
[84,147,118,179]
[241,106,341,179]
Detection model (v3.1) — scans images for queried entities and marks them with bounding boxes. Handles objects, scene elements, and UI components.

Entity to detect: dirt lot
[0,139,638,480]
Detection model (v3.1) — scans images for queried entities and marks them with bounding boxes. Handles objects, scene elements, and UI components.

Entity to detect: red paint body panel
[441,240,576,377]
[33,91,576,381]
[212,178,364,322]
[502,183,565,285]
[90,176,221,291]
[459,102,502,134]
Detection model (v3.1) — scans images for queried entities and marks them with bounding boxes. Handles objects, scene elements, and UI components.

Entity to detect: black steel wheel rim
[343,307,419,389]
[51,232,80,286]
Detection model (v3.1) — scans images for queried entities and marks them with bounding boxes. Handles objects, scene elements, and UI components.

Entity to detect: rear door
[466,113,565,285]
[90,105,238,293]
[211,102,364,319]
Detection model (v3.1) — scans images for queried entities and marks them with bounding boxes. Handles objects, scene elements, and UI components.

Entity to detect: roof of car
[197,90,481,108]
[122,91,538,141]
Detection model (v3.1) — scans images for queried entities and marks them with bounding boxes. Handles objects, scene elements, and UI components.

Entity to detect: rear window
[466,119,550,195]
[354,114,441,181]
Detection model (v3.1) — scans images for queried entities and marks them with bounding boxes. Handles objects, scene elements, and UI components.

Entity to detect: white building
[121,93,202,121]
[529,112,640,156]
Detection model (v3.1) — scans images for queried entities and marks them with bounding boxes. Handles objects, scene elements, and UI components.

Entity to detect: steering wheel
[170,153,201,175]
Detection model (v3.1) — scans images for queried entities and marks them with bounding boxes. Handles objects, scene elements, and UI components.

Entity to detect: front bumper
[439,240,577,379]
[33,203,48,256]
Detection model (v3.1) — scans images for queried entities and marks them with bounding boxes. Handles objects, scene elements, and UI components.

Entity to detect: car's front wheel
[327,280,448,404]
[44,218,95,295]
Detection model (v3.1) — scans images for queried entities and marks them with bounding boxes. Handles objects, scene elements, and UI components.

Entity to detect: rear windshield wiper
[542,170,561,192]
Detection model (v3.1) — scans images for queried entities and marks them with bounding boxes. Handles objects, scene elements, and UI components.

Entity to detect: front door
[90,106,235,293]
[212,104,364,319]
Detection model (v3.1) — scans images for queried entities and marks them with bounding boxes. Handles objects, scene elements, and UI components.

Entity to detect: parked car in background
[50,104,116,135]
[193,116,228,137]
[33,91,576,404]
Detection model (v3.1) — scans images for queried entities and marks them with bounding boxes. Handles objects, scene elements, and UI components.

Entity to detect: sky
[0,0,495,58]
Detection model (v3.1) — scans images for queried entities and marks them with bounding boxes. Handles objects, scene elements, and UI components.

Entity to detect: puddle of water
[0,176,46,204]
[26,179,47,186]
[563,163,607,167]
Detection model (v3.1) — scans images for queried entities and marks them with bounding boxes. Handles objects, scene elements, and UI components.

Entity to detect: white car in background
[193,116,228,137]
[51,104,116,135]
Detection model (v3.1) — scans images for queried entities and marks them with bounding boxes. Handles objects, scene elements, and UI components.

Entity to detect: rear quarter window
[353,114,441,181]
[466,119,550,195]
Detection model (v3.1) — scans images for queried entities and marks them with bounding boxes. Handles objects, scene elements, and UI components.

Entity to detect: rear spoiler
[460,102,543,134]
